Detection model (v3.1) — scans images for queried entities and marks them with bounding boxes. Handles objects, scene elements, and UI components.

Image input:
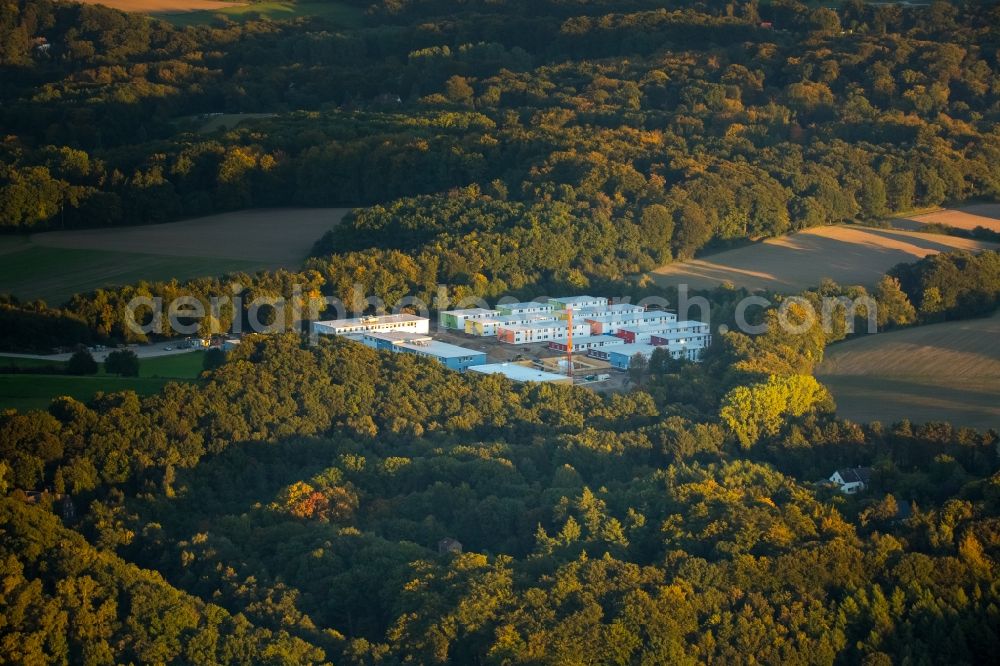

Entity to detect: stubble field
[891,203,1000,233]
[648,223,999,293]
[815,313,1000,431]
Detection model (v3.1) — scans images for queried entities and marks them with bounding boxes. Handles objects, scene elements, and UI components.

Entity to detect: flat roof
[363,331,433,342]
[497,301,555,310]
[551,335,625,346]
[584,312,674,323]
[498,314,557,323]
[474,315,558,327]
[661,341,701,352]
[619,320,705,334]
[607,343,661,357]
[576,303,647,314]
[650,331,706,341]
[397,339,486,359]
[551,295,607,304]
[502,321,589,332]
[469,363,570,382]
[440,308,500,316]
[315,313,428,327]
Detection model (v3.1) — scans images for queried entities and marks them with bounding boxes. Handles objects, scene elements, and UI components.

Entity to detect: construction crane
[566,306,574,379]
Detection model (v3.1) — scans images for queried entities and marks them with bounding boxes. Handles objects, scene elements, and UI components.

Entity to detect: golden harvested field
[648,224,999,293]
[0,208,349,306]
[816,313,1000,431]
[75,0,244,12]
[891,203,1000,233]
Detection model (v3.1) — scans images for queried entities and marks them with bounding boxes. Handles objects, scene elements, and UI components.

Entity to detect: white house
[829,467,872,494]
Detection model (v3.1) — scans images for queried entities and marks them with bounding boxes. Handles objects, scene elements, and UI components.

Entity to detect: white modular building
[438,308,501,330]
[549,295,609,311]
[465,314,558,337]
[547,335,626,352]
[574,303,647,318]
[649,328,712,350]
[662,343,707,362]
[585,312,677,335]
[361,331,433,349]
[592,342,705,368]
[616,320,708,344]
[469,362,572,384]
[312,314,430,337]
[496,301,556,317]
[497,320,592,345]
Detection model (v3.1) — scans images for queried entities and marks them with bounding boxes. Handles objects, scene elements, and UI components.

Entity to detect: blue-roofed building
[396,338,487,371]
[600,343,660,370]
[361,332,486,370]
[361,331,433,351]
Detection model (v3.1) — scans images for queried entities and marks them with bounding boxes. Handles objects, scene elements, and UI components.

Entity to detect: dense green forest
[3,251,1000,663]
[2,0,999,236]
[3,1,1000,663]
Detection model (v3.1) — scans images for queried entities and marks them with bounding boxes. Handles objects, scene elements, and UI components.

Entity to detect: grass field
[0,351,206,412]
[815,313,1000,431]
[891,203,1000,233]
[0,207,349,306]
[648,223,1000,293]
[75,0,364,26]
